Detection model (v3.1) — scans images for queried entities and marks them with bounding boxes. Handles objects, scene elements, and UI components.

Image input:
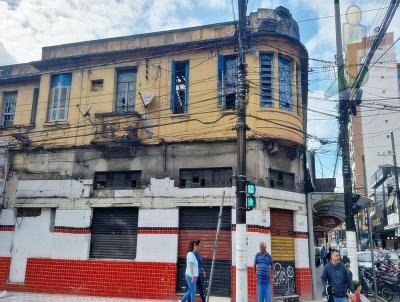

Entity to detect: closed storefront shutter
[90,207,138,259]
[177,207,232,297]
[270,209,296,296]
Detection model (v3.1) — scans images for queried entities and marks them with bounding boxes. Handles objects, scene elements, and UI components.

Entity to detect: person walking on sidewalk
[182,241,199,302]
[321,249,354,302]
[254,242,273,302]
[321,246,327,266]
[193,240,206,302]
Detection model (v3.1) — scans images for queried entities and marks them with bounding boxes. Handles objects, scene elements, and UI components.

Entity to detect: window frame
[114,68,137,113]
[94,170,142,190]
[170,60,189,114]
[269,168,295,192]
[1,91,18,127]
[296,64,302,115]
[259,53,274,108]
[218,55,237,110]
[31,88,39,124]
[179,167,232,188]
[278,56,293,112]
[48,73,72,122]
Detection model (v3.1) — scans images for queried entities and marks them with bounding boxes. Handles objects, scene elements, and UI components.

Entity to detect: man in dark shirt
[194,240,206,302]
[254,242,273,302]
[321,249,354,302]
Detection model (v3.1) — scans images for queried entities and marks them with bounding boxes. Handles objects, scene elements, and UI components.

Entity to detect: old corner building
[0,6,312,301]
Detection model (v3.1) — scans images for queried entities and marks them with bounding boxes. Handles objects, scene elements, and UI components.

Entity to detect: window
[94,171,141,190]
[116,69,136,112]
[260,54,274,108]
[90,207,138,259]
[180,168,232,188]
[171,61,189,114]
[48,74,72,122]
[269,169,295,191]
[2,91,17,127]
[218,55,237,110]
[278,57,293,111]
[296,64,301,115]
[91,79,104,92]
[31,88,39,124]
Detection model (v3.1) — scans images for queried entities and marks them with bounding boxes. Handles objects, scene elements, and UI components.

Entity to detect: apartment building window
[171,61,189,114]
[218,55,237,110]
[94,171,141,190]
[296,64,301,115]
[90,207,138,259]
[31,88,39,124]
[179,167,232,188]
[115,69,136,112]
[269,169,295,191]
[260,54,274,108]
[278,57,293,111]
[48,74,72,122]
[2,91,17,127]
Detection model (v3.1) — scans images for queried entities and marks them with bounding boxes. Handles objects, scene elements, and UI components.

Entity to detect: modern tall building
[348,33,400,248]
[0,7,312,301]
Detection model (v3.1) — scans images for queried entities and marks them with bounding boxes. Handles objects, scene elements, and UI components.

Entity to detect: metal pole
[235,0,248,301]
[390,132,400,227]
[307,194,318,300]
[334,0,358,280]
[362,155,377,299]
[207,191,225,302]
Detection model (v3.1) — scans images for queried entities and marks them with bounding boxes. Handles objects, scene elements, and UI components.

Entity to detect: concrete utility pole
[390,132,400,226]
[235,0,248,301]
[334,0,358,280]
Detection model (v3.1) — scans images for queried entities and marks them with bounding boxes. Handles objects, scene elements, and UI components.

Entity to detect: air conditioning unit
[266,141,279,155]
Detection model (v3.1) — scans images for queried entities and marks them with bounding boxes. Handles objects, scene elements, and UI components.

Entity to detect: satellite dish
[142,92,155,107]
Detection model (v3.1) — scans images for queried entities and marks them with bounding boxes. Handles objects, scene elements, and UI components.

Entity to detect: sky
[0,0,399,190]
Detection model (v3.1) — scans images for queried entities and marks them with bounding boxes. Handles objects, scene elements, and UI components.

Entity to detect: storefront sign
[317,216,341,228]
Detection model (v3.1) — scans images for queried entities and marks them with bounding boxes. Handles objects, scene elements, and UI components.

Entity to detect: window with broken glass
[278,56,293,111]
[115,69,136,112]
[218,55,237,110]
[2,91,17,127]
[94,171,141,190]
[269,169,295,191]
[260,54,274,108]
[48,74,72,122]
[171,61,189,114]
[179,168,232,188]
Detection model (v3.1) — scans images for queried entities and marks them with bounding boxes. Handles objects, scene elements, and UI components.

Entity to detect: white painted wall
[0,209,15,225]
[136,234,178,262]
[0,209,16,257]
[138,209,178,228]
[294,213,308,232]
[294,238,310,268]
[51,233,90,260]
[9,208,53,282]
[55,209,91,228]
[16,179,92,198]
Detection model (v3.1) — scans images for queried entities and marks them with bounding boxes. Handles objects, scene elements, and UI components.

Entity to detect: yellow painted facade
[0,13,307,150]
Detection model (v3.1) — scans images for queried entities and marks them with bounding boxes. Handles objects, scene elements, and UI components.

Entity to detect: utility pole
[334,0,358,280]
[390,132,400,227]
[235,0,248,301]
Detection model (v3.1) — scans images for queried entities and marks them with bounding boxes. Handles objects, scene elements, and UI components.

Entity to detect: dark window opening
[17,208,41,217]
[2,91,17,127]
[278,56,293,111]
[218,55,237,109]
[269,169,295,192]
[94,171,141,190]
[91,79,104,92]
[171,61,189,114]
[115,69,136,112]
[180,168,232,188]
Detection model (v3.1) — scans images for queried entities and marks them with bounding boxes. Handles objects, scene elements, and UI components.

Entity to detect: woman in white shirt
[181,240,199,302]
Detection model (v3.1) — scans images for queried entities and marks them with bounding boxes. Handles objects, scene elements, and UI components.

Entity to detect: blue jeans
[333,296,347,302]
[182,275,196,302]
[257,281,271,302]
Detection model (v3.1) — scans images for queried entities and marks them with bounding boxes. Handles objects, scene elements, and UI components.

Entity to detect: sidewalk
[0,291,231,302]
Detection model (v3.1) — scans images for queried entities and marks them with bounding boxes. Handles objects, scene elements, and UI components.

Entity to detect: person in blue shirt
[182,241,199,302]
[254,242,273,302]
[321,249,354,302]
[194,240,206,302]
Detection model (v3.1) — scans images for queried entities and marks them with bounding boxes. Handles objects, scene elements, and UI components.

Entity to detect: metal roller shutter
[177,207,232,297]
[270,209,296,296]
[90,207,138,259]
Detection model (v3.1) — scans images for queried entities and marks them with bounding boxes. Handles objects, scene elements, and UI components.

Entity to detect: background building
[0,7,311,301]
